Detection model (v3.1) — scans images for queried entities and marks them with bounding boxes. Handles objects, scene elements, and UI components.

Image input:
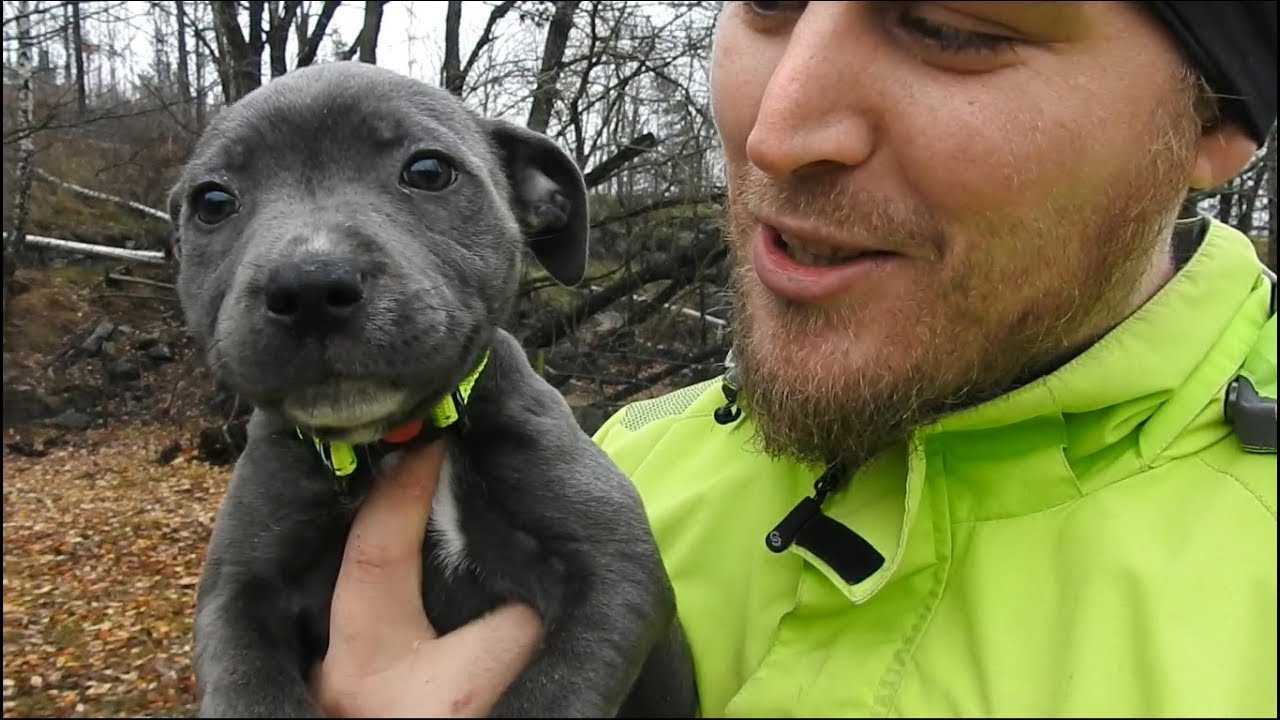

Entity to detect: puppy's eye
[401,154,457,192]
[193,185,240,225]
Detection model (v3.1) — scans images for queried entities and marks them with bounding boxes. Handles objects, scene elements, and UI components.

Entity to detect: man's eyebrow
[934,1,1090,39]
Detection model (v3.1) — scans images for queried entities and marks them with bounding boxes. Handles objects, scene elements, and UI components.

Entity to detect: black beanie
[1143,1,1277,144]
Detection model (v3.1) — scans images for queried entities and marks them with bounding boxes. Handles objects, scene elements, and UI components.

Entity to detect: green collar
[298,350,490,478]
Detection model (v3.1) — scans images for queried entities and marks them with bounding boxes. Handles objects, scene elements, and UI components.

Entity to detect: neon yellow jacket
[593,218,1277,718]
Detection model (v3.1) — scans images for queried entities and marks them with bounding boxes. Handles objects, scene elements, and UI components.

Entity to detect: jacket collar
[920,217,1274,520]
[720,218,1275,602]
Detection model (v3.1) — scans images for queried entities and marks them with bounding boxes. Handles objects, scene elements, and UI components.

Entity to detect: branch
[582,132,658,188]
[591,192,725,229]
[603,344,726,405]
[520,229,725,349]
[296,0,341,68]
[461,0,519,81]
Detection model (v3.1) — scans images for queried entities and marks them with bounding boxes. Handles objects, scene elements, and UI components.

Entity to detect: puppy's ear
[485,119,589,287]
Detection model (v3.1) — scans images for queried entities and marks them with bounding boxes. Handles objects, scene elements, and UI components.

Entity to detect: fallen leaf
[3,422,233,717]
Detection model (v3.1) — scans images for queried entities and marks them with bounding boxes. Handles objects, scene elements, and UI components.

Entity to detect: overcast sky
[324,1,523,86]
[2,1,556,92]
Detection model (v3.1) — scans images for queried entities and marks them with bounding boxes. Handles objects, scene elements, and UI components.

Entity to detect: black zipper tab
[766,495,821,552]
[764,461,888,584]
[765,463,847,553]
[714,379,742,425]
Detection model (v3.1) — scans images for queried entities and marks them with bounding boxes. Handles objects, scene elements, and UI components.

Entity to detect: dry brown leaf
[3,423,231,717]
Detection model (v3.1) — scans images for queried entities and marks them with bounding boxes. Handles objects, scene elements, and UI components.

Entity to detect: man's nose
[263,256,365,336]
[744,4,880,179]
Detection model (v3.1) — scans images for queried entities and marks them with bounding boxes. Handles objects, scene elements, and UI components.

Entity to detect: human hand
[312,439,545,718]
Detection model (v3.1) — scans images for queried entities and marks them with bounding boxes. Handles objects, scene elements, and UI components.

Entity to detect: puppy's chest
[392,449,570,632]
[292,442,570,657]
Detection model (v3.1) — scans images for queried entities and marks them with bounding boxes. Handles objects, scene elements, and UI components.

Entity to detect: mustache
[727,164,946,260]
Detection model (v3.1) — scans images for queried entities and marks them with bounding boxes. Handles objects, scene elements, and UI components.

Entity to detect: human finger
[328,439,448,663]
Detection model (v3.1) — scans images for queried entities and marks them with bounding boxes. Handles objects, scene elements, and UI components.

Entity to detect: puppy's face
[169,62,588,443]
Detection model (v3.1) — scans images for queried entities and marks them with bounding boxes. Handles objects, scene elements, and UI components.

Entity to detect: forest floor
[4,263,231,717]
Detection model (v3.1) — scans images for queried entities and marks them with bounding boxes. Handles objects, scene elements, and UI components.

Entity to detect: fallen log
[12,234,167,265]
[97,291,179,303]
[33,167,169,223]
[105,273,175,290]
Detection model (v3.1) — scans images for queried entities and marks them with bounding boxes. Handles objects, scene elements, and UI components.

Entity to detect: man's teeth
[780,234,863,266]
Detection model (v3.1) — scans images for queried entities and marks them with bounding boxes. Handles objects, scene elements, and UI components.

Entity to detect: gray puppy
[167,60,698,718]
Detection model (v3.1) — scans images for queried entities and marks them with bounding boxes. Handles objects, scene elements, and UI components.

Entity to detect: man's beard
[724,108,1199,471]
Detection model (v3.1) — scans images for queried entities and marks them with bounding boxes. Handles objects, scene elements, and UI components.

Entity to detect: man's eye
[742,1,808,19]
[896,11,1018,55]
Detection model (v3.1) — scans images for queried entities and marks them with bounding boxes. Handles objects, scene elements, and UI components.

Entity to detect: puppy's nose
[263,258,364,334]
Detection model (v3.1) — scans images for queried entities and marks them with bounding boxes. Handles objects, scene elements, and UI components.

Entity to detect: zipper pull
[765,463,846,553]
[714,380,742,425]
[714,352,743,425]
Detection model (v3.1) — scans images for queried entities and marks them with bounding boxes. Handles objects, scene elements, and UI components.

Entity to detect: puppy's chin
[281,380,411,443]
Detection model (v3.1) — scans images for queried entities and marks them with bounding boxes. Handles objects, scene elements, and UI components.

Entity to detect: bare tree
[70,0,86,113]
[526,0,580,133]
[209,0,343,104]
[357,0,385,64]
[442,0,518,96]
[175,0,192,118]
[4,0,37,319]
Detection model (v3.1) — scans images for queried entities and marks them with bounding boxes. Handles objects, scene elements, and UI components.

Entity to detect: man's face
[712,1,1205,467]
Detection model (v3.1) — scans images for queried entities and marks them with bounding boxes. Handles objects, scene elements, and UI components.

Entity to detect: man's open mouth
[776,232,894,267]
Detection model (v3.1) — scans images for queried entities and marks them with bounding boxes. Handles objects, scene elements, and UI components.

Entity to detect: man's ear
[1189,121,1259,190]
[485,118,589,287]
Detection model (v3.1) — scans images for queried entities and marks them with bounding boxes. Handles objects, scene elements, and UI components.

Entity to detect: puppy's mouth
[281,379,413,441]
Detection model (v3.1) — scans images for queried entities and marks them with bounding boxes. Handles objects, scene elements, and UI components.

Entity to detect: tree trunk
[296,0,342,68]
[61,2,72,87]
[212,0,264,103]
[268,0,302,78]
[194,2,206,127]
[526,0,582,134]
[358,1,385,64]
[443,0,518,97]
[176,0,192,120]
[4,0,36,322]
[443,1,463,92]
[71,0,86,114]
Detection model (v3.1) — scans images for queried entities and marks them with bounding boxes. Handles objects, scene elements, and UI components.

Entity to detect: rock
[47,410,92,431]
[78,321,116,357]
[105,360,142,383]
[5,440,48,458]
[585,310,625,337]
[156,440,183,465]
[1,385,59,426]
[196,420,249,466]
[54,384,105,413]
[134,335,161,352]
[144,343,175,364]
[100,340,119,359]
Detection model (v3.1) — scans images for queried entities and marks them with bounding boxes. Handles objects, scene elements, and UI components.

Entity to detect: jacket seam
[1195,455,1277,521]
[875,465,952,716]
[612,410,717,476]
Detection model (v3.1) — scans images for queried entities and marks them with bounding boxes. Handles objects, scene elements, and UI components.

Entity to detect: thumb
[328,439,448,666]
